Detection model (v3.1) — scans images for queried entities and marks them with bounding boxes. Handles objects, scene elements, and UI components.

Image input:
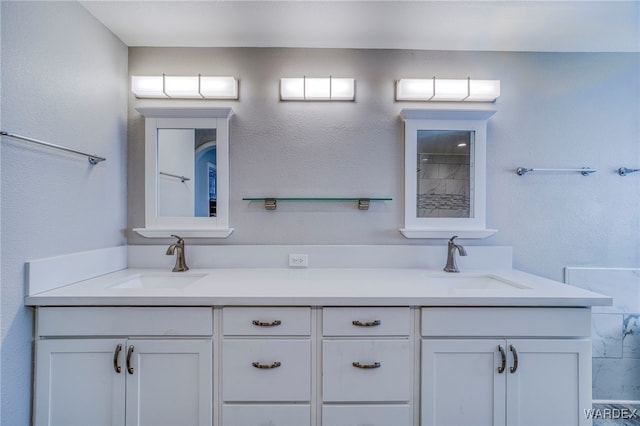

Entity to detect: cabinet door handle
[252,320,282,327]
[352,320,381,327]
[352,361,381,369]
[252,361,282,369]
[509,344,519,374]
[126,345,135,375]
[497,345,506,374]
[113,344,122,373]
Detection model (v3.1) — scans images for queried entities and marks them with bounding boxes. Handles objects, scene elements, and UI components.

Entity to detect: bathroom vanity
[26,265,609,426]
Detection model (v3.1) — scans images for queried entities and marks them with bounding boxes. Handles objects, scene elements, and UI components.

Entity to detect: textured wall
[128,48,640,281]
[0,2,128,424]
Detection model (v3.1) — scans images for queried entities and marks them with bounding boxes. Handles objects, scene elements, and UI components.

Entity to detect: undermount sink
[109,273,206,289]
[434,274,531,290]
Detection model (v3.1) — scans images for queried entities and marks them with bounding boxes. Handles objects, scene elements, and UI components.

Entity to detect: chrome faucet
[443,235,467,273]
[166,235,189,272]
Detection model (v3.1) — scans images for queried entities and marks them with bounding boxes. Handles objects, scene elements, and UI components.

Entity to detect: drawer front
[37,307,213,337]
[222,339,311,402]
[322,340,412,402]
[223,307,311,336]
[323,307,411,336]
[222,404,310,426]
[322,405,413,426]
[421,307,591,337]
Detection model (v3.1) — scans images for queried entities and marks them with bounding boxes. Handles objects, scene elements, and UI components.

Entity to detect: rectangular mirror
[417,130,474,219]
[134,107,234,238]
[157,128,217,218]
[400,107,496,239]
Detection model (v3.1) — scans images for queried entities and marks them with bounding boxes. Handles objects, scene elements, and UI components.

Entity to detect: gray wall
[0,2,128,424]
[129,48,640,280]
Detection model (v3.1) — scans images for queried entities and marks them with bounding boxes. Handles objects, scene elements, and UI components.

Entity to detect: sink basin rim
[109,273,207,289]
[430,273,532,290]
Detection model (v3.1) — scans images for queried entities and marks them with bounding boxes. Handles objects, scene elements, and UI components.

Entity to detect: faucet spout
[443,235,467,273]
[166,235,189,272]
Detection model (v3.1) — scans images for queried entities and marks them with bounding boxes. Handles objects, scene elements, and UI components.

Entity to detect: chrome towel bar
[0,130,106,165]
[159,172,190,182]
[515,167,596,176]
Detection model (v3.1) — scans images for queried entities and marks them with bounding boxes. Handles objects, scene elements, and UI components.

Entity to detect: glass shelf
[242,197,392,210]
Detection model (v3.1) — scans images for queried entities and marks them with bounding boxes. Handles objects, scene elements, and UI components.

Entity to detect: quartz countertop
[25,267,612,307]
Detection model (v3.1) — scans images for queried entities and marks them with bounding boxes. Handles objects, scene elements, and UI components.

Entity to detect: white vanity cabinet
[420,307,592,426]
[322,307,414,426]
[221,307,312,426]
[33,307,213,426]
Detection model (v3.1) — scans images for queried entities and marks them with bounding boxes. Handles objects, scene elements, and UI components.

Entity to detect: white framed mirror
[133,107,234,238]
[400,107,497,238]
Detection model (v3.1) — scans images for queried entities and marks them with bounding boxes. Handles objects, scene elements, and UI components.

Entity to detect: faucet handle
[170,234,184,244]
[448,235,459,244]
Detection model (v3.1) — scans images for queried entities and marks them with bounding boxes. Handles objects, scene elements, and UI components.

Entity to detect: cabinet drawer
[323,307,410,336]
[421,307,591,337]
[222,404,310,426]
[222,340,311,402]
[37,307,213,336]
[322,340,412,402]
[223,307,311,336]
[322,405,413,426]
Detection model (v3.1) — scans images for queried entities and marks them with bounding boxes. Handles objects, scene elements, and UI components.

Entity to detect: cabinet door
[506,339,591,426]
[421,339,506,426]
[124,339,212,426]
[34,339,126,426]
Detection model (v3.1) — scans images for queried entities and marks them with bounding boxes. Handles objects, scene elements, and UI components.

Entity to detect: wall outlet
[288,254,309,268]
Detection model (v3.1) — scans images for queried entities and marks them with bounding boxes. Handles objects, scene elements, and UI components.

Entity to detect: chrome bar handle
[126,345,135,375]
[352,361,381,369]
[509,345,519,373]
[113,344,122,373]
[252,361,282,369]
[252,320,282,327]
[497,345,506,374]
[352,320,381,327]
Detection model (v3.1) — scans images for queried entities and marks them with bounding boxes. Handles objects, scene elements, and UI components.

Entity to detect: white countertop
[25,267,612,307]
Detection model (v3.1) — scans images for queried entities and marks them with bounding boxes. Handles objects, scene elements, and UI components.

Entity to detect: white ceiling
[80,1,640,52]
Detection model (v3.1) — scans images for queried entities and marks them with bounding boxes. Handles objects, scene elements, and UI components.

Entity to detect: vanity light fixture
[131,74,238,99]
[280,76,355,101]
[396,78,500,102]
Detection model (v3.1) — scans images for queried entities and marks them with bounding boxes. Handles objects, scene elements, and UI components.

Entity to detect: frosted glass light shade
[396,79,434,101]
[131,76,166,98]
[467,80,501,101]
[200,76,238,99]
[330,78,355,100]
[164,76,200,98]
[280,77,355,101]
[396,78,500,102]
[433,79,468,101]
[280,78,305,100]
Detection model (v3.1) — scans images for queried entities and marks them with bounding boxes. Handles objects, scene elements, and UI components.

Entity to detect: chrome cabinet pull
[497,345,506,374]
[352,361,381,369]
[252,361,282,369]
[252,320,282,327]
[352,320,381,327]
[509,345,519,373]
[126,345,135,375]
[113,344,122,373]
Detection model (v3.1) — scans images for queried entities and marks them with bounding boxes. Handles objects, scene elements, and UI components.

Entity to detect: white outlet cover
[288,254,309,268]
